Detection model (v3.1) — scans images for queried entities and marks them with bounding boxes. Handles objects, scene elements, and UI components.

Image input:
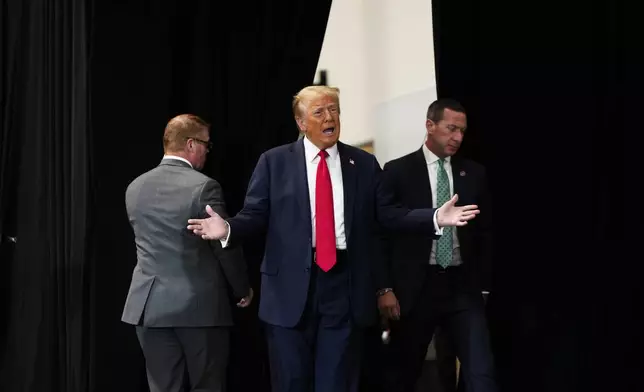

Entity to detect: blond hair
[163,114,210,152]
[292,85,340,118]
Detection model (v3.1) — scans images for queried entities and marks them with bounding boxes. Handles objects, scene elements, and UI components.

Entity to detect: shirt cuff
[220,221,231,248]
[433,209,444,235]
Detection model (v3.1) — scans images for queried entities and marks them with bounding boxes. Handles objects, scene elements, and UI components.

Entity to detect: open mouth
[323,127,335,136]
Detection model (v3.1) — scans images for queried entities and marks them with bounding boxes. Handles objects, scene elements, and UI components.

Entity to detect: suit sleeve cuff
[220,222,231,248]
[433,209,444,235]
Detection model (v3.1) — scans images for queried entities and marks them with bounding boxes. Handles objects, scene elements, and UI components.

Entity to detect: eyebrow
[447,123,466,129]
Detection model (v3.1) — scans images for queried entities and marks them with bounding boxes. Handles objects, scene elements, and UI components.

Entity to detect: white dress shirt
[163,155,193,168]
[422,145,462,266]
[303,136,346,249]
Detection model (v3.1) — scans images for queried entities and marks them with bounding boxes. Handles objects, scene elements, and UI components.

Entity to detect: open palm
[436,194,480,227]
[187,205,228,240]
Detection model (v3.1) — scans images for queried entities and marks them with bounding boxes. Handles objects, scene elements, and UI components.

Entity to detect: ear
[185,138,195,152]
[296,117,306,132]
[425,119,435,134]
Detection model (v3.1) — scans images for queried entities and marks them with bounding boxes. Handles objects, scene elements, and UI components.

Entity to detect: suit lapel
[337,143,357,242]
[412,148,433,208]
[292,139,312,235]
[451,156,466,203]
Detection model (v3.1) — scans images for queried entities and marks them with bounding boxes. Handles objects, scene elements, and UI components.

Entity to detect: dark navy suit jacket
[227,139,439,328]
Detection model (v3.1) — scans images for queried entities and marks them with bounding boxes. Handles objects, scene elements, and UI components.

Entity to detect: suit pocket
[260,262,279,276]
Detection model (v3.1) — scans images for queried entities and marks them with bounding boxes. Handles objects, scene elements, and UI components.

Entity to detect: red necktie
[315,150,336,272]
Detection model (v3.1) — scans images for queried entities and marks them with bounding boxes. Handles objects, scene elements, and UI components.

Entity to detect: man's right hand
[237,288,253,308]
[187,205,229,240]
[378,291,400,320]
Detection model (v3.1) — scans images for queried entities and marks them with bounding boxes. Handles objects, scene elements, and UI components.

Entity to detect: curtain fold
[1,0,93,391]
[0,0,26,239]
[0,0,24,365]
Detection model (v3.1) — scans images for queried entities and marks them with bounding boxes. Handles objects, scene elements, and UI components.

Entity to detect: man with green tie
[376,99,498,392]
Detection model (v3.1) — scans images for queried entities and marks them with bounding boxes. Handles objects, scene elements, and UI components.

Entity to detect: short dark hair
[426,98,466,122]
[163,114,210,152]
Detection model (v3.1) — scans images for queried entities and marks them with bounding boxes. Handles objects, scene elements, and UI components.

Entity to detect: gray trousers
[136,326,230,392]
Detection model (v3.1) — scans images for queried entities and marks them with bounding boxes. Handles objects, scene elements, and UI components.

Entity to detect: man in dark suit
[122,114,253,392]
[377,99,497,392]
[186,87,480,392]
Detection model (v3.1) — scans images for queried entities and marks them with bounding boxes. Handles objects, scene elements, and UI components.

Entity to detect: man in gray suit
[122,114,253,392]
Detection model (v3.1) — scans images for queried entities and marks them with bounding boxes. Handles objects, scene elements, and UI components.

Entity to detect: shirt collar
[422,144,451,166]
[303,135,339,163]
[162,155,193,168]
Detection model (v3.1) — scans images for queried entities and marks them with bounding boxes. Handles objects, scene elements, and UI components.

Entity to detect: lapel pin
[460,170,466,176]
[349,159,355,165]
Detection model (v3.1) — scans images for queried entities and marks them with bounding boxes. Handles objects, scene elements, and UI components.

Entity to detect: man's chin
[321,135,339,147]
[305,133,339,150]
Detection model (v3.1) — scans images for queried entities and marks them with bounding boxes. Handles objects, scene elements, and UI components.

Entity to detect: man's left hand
[436,194,480,227]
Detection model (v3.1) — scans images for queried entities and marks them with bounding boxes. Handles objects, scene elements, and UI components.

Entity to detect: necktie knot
[437,158,445,168]
[318,150,329,159]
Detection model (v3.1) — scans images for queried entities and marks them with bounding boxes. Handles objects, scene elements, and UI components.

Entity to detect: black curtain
[0,0,19,368]
[0,0,20,364]
[432,0,642,391]
[0,0,93,391]
[1,1,331,391]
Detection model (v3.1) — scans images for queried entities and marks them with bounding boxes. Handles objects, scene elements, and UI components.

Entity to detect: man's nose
[453,130,464,142]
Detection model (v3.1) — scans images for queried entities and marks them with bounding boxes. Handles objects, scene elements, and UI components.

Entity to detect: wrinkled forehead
[301,94,337,115]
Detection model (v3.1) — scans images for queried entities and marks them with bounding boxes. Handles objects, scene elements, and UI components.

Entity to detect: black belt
[427,264,462,274]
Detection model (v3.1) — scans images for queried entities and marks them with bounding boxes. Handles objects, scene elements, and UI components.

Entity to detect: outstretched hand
[187,205,229,240]
[436,194,480,227]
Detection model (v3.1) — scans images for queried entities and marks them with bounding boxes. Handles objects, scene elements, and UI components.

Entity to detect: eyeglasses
[186,137,212,152]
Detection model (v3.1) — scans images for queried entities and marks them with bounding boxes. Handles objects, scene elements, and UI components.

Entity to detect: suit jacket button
[305,267,311,272]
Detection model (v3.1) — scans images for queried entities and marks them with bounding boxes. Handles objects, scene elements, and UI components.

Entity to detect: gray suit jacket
[121,158,249,327]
